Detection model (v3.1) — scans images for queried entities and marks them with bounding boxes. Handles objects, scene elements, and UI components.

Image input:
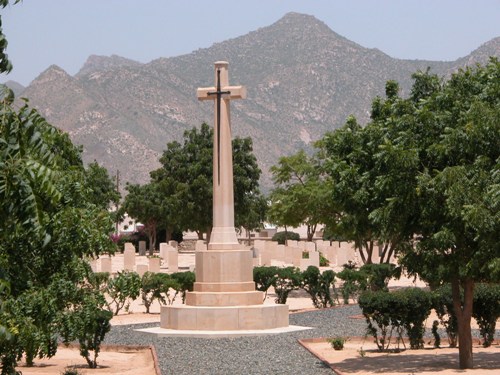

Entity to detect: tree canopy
[269,149,331,241]
[129,123,264,242]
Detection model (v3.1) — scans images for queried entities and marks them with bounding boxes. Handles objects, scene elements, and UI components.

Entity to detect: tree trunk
[360,241,373,264]
[307,223,317,242]
[452,277,474,369]
[205,227,212,244]
[197,231,203,240]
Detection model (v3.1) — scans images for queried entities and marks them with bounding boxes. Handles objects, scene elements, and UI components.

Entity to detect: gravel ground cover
[103,305,496,375]
[104,305,363,375]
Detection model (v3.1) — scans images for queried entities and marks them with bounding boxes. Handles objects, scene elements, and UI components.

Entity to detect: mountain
[18,12,500,192]
[4,80,25,97]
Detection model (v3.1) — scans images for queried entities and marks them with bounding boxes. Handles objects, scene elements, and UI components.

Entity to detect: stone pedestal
[161,247,289,330]
[161,61,288,332]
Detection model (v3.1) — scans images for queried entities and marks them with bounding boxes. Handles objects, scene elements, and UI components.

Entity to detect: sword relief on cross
[196,62,246,185]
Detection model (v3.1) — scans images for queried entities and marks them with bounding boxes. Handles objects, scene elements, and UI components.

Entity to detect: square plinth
[161,304,289,331]
[195,249,254,284]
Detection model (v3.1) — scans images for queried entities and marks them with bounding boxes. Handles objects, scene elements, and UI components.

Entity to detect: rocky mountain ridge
[13,12,500,191]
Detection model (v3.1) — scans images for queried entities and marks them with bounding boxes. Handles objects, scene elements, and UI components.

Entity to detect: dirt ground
[16,344,158,375]
[301,337,500,374]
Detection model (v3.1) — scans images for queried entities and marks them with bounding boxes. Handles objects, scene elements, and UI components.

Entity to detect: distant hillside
[4,80,25,97]
[18,12,500,192]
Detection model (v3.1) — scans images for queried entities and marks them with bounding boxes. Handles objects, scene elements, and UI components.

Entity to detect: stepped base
[160,304,289,331]
[186,290,264,306]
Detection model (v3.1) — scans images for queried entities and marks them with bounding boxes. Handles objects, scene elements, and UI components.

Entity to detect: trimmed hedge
[359,288,432,350]
[271,231,300,245]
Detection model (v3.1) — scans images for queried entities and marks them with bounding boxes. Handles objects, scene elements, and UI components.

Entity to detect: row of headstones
[92,241,183,276]
[251,240,360,270]
[192,239,360,270]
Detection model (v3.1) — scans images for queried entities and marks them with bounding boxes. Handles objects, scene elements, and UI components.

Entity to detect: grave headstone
[195,240,207,251]
[149,257,161,273]
[159,243,168,260]
[100,257,112,273]
[124,242,136,271]
[136,264,148,277]
[138,241,147,256]
[167,247,178,272]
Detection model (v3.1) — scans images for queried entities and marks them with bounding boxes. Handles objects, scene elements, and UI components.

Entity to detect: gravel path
[103,305,496,375]
[104,305,366,375]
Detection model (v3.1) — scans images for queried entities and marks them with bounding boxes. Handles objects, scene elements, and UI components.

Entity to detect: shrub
[398,288,432,349]
[432,285,458,347]
[6,288,59,367]
[140,272,165,313]
[359,290,399,351]
[59,292,112,368]
[319,252,329,267]
[104,271,141,315]
[301,266,336,308]
[327,337,348,350]
[87,272,110,294]
[336,265,367,304]
[253,266,278,300]
[359,288,432,350]
[272,231,300,245]
[359,263,398,292]
[472,283,500,348]
[170,271,195,304]
[156,273,180,306]
[272,267,302,304]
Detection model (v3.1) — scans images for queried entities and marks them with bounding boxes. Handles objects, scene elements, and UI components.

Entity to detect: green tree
[372,60,500,368]
[121,182,164,253]
[84,161,120,210]
[269,150,332,241]
[0,3,115,371]
[318,113,400,264]
[151,123,263,240]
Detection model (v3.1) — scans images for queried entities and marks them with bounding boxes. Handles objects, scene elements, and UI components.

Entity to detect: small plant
[272,267,302,304]
[431,320,441,348]
[358,347,366,357]
[328,336,348,350]
[319,252,329,267]
[253,266,278,300]
[105,271,141,315]
[301,266,336,308]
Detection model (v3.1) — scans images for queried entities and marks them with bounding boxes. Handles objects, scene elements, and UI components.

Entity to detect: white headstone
[195,240,207,251]
[123,242,136,271]
[100,257,112,273]
[149,257,161,273]
[167,248,178,272]
[136,264,148,277]
[159,242,168,259]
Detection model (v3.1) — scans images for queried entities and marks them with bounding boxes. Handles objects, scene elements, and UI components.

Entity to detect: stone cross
[197,61,246,249]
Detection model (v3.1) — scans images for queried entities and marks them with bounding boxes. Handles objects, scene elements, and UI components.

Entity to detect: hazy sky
[2,0,499,86]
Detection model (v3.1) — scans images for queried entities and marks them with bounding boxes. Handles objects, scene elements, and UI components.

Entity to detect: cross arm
[197,85,247,101]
